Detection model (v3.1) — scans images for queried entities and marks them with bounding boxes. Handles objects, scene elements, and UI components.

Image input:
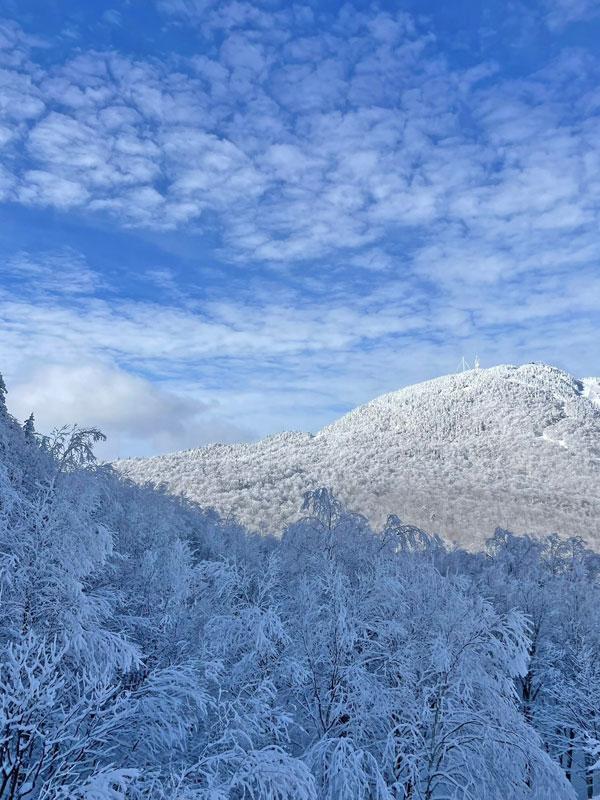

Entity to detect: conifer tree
[22,412,35,440]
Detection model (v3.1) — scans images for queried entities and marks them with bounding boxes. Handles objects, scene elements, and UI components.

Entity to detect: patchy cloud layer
[0,2,599,456]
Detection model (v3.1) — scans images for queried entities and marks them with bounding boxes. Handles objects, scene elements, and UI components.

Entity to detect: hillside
[0,370,587,798]
[115,363,600,548]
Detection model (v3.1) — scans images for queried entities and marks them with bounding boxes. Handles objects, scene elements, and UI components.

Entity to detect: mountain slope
[115,363,600,548]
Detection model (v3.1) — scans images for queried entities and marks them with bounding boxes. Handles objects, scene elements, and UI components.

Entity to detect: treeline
[0,379,597,798]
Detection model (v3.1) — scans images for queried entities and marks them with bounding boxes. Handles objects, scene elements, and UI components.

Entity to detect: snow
[583,377,600,407]
[0,372,595,798]
[116,363,600,549]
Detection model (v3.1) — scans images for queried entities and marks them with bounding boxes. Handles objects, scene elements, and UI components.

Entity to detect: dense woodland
[1,373,599,799]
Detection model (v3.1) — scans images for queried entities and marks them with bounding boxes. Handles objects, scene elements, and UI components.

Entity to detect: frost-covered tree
[21,414,35,441]
[280,521,573,799]
[0,374,592,798]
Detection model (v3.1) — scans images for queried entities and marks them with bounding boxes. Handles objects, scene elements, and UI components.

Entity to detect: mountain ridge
[115,363,600,548]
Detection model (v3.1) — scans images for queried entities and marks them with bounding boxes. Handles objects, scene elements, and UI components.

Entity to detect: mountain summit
[115,363,600,548]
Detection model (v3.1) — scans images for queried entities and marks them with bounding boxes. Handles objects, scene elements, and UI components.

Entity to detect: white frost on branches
[0,373,594,798]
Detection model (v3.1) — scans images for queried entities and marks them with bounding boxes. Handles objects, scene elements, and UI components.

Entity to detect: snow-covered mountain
[115,363,600,548]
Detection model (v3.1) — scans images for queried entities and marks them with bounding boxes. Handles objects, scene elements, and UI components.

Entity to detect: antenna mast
[457,355,480,373]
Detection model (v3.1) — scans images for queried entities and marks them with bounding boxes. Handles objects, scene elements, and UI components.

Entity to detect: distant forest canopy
[0,372,599,799]
[117,363,600,548]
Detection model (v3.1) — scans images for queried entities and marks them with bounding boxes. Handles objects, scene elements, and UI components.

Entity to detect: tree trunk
[564,728,574,784]
[585,751,594,799]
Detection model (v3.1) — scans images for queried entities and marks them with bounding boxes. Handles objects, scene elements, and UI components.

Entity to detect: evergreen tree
[22,412,35,440]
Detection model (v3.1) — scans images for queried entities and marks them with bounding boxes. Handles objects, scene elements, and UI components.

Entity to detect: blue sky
[0,0,599,458]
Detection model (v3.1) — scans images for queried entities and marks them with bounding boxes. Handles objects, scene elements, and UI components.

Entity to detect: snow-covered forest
[118,364,600,548]
[1,373,599,800]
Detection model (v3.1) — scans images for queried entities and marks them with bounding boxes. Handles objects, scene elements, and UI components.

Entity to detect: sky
[0,0,599,459]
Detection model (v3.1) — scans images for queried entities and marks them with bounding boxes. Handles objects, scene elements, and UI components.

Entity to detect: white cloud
[7,361,252,459]
[0,6,598,274]
[101,9,122,27]
[544,0,600,29]
[0,240,597,457]
[18,169,89,207]
[2,249,100,294]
